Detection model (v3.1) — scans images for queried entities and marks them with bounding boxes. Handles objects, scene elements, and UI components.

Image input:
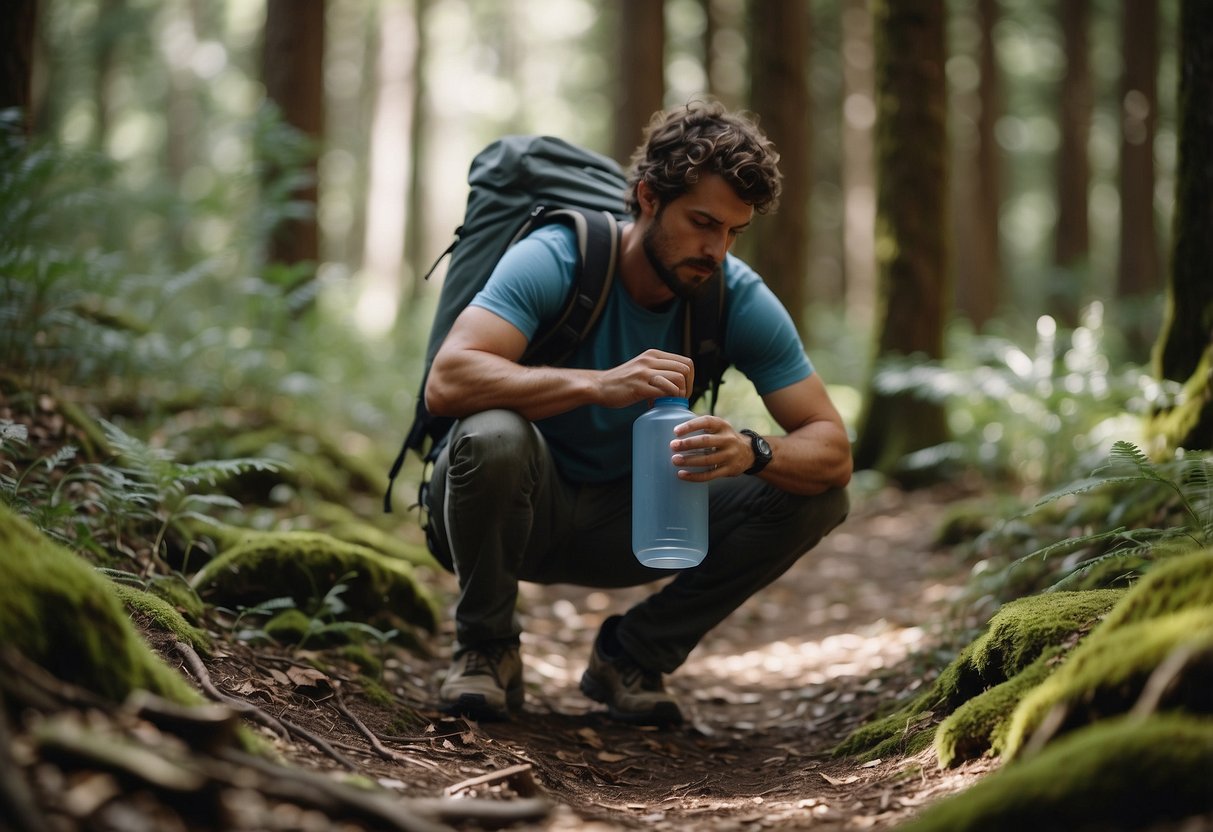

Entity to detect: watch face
[755,436,771,458]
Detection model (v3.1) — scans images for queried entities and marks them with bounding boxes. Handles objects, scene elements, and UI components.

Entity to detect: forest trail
[185,483,999,831]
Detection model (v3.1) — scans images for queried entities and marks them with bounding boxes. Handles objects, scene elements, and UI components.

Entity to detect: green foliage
[1,414,283,576]
[962,442,1211,606]
[228,570,400,650]
[873,308,1174,488]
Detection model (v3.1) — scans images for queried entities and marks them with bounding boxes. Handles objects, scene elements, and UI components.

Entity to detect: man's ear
[636,180,660,217]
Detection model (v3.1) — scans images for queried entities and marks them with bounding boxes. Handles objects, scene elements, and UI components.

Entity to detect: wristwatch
[740,429,772,475]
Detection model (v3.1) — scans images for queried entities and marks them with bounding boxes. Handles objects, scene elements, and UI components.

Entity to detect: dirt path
[226,483,1000,831]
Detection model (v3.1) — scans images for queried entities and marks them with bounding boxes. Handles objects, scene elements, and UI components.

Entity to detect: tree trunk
[358,0,414,335]
[702,0,745,110]
[853,0,951,479]
[747,0,810,331]
[953,0,1003,332]
[0,0,37,133]
[405,0,431,306]
[261,0,325,274]
[840,0,877,335]
[1116,0,1161,360]
[1052,0,1091,329]
[1148,0,1213,452]
[614,0,665,166]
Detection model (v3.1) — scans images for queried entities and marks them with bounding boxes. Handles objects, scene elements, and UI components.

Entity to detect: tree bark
[1148,0,1213,451]
[1116,0,1161,360]
[614,0,665,166]
[953,0,1003,332]
[840,0,877,335]
[261,0,325,273]
[853,0,951,479]
[1052,0,1091,328]
[747,0,810,331]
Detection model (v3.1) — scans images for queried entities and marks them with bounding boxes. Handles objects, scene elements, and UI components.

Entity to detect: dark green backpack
[385,135,727,512]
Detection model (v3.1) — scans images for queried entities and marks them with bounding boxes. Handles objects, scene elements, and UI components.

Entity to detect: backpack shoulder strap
[521,206,621,368]
[685,271,728,413]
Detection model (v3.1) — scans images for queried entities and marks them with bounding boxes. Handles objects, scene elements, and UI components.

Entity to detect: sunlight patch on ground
[691,625,928,686]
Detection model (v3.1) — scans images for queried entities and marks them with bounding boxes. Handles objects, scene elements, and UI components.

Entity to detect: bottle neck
[654,396,689,407]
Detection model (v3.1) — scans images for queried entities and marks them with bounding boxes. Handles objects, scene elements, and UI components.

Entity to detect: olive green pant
[424,409,849,674]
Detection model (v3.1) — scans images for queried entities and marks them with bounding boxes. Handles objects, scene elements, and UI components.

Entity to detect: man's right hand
[594,349,696,408]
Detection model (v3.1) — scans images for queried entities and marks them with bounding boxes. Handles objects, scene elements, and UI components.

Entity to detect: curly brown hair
[626,100,782,218]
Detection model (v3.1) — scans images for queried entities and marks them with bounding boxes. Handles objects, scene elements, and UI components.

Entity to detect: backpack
[384,135,728,513]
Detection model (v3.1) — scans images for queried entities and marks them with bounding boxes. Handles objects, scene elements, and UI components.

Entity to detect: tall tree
[747,0,810,329]
[853,0,951,478]
[0,0,37,133]
[1148,0,1213,451]
[1116,0,1162,359]
[953,0,1003,332]
[1052,0,1092,328]
[261,0,325,275]
[840,0,877,334]
[405,0,431,306]
[614,0,665,165]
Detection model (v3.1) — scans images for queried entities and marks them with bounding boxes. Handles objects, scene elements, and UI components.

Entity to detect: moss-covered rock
[935,646,1062,768]
[1095,548,1213,631]
[834,590,1123,760]
[190,530,439,634]
[0,503,201,706]
[1003,569,1213,760]
[900,715,1213,832]
[111,583,211,654]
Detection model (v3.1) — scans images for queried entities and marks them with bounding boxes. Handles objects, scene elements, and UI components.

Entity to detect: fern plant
[964,442,1211,604]
[1,414,284,573]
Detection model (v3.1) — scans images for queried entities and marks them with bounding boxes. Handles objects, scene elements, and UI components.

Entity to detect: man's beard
[641,215,720,302]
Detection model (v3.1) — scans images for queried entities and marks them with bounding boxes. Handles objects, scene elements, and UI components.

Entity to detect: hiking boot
[579,616,683,726]
[439,641,524,720]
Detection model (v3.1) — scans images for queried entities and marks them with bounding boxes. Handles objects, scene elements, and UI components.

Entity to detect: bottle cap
[654,397,689,407]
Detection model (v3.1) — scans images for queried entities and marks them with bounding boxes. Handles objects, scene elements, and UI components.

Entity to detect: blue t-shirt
[471,224,814,483]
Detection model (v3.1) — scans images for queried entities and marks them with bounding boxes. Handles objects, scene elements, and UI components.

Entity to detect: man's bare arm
[425,307,696,420]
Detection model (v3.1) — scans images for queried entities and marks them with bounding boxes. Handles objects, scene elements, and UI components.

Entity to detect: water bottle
[632,397,708,568]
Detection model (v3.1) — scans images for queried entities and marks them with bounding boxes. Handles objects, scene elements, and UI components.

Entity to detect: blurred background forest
[1,0,1209,540]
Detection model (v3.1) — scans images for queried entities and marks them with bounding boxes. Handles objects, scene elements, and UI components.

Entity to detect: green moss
[263,608,312,643]
[341,644,383,677]
[1003,606,1213,759]
[145,574,208,622]
[961,590,1124,682]
[0,503,201,705]
[110,583,211,653]
[1095,548,1213,632]
[935,647,1061,768]
[900,715,1213,832]
[190,530,439,633]
[834,590,1123,760]
[358,676,395,707]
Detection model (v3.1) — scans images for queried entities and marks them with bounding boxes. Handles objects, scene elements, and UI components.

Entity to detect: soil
[175,482,1000,831]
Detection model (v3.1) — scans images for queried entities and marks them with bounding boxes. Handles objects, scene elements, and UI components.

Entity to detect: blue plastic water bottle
[632,397,708,568]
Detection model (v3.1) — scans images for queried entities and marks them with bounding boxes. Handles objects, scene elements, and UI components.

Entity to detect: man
[423,101,852,726]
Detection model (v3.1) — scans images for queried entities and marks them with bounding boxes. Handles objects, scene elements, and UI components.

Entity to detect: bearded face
[641,204,722,301]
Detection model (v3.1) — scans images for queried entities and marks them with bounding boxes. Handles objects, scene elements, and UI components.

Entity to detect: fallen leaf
[597,751,627,763]
[820,773,860,786]
[860,759,883,768]
[576,727,604,749]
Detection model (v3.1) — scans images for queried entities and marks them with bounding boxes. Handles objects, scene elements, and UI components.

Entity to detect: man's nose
[702,230,729,262]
